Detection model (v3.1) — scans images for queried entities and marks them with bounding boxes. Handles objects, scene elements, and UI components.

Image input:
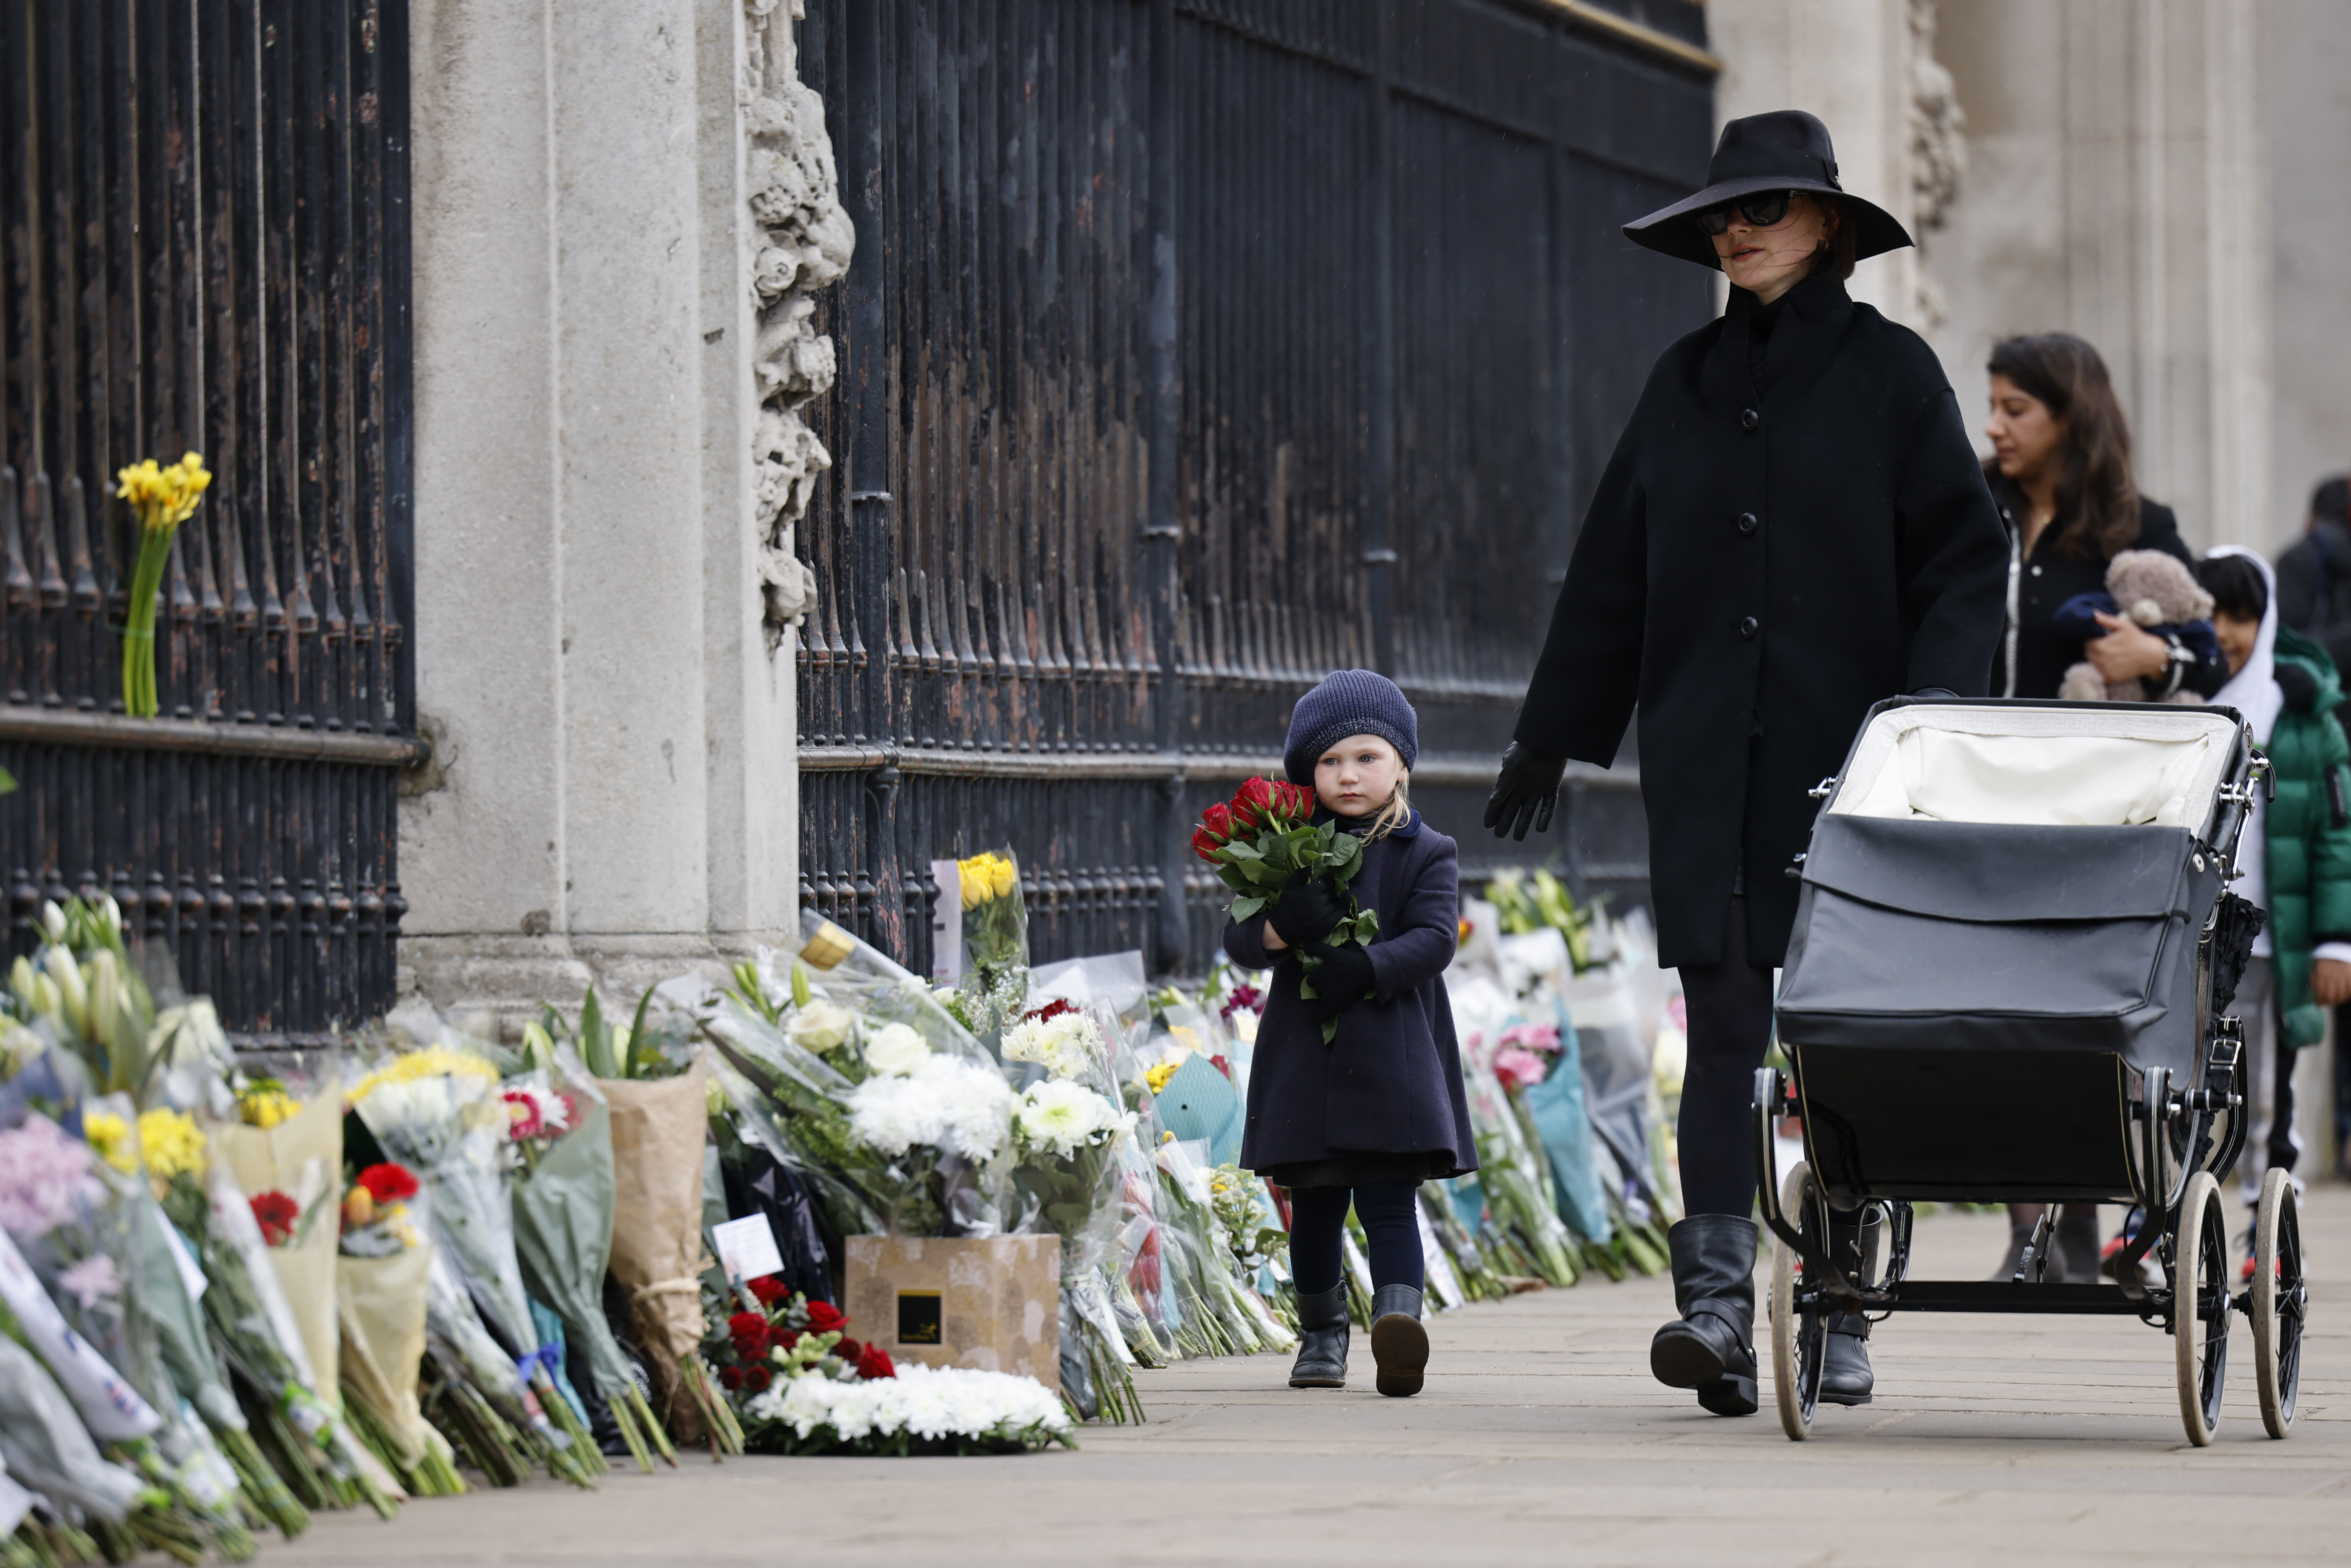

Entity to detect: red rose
[771,1328,801,1352]
[1232,776,1275,830]
[747,1276,787,1305]
[719,1366,744,1390]
[250,1190,300,1247]
[727,1310,768,1339]
[1199,802,1234,843]
[855,1344,896,1380]
[835,1337,864,1362]
[356,1163,419,1203]
[1276,780,1313,822]
[803,1301,845,1334]
[742,1365,772,1393]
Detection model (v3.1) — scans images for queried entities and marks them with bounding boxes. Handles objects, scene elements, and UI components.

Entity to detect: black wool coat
[1227,813,1477,1181]
[1513,272,2009,969]
[1987,474,2229,702]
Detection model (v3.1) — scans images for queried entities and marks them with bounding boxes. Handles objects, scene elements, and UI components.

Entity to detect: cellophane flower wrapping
[351,1032,540,1360]
[0,1335,146,1524]
[336,1230,438,1475]
[1152,1137,1292,1355]
[212,1060,346,1402]
[951,852,1029,1044]
[1462,1062,1581,1286]
[507,1053,642,1418]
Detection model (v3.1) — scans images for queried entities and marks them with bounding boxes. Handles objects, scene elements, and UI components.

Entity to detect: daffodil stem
[121,525,174,717]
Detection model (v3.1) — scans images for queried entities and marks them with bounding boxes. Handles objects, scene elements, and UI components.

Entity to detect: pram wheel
[2251,1166,2305,1438]
[1769,1161,1827,1441]
[2171,1170,2230,1446]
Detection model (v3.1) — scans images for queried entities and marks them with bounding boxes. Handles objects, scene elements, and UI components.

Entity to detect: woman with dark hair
[1979,333,2230,1283]
[1983,334,2229,703]
[1485,110,2008,1417]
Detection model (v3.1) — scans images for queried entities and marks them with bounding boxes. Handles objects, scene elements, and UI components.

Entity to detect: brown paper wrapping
[217,1077,343,1399]
[842,1234,1061,1386]
[601,1058,711,1433]
[337,1247,433,1470]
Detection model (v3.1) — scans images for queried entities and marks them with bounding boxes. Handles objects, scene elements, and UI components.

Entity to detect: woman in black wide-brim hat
[1485,111,2008,1416]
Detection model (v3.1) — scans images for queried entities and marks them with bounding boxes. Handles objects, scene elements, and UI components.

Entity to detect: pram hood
[1778,700,2250,1073]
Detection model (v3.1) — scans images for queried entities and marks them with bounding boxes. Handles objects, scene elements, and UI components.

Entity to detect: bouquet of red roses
[1191,777,1380,1041]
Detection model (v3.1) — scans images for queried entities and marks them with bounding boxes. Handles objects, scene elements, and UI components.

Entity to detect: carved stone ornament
[745,0,852,639]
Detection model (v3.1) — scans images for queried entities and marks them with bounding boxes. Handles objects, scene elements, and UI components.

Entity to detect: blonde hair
[1361,772,1412,843]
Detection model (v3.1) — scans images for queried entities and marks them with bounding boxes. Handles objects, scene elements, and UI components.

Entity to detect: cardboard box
[842,1234,1061,1385]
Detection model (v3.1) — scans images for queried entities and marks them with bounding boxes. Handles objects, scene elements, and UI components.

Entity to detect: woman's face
[1314,734,1404,819]
[1710,193,1832,302]
[2214,610,2259,676]
[1985,374,2067,484]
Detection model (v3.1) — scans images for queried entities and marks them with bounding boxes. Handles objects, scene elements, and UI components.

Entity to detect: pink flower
[0,1115,106,1241]
[1497,1023,1561,1054]
[57,1253,123,1310]
[1493,1047,1551,1091]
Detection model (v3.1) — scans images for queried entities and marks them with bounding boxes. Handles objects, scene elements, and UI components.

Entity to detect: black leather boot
[1650,1215,1759,1416]
[2053,1204,2102,1285]
[1288,1285,1349,1388]
[1369,1284,1427,1398]
[1819,1312,1874,1405]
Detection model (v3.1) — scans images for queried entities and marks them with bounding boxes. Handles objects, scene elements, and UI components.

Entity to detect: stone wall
[399,0,842,1022]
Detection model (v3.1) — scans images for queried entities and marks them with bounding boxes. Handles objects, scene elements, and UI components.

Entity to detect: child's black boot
[1369,1284,1428,1397]
[1288,1285,1350,1388]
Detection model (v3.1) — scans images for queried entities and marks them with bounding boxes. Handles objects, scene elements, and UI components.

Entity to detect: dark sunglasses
[1694,190,1797,235]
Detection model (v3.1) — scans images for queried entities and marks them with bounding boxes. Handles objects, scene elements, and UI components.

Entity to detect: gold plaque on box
[843,1235,1061,1386]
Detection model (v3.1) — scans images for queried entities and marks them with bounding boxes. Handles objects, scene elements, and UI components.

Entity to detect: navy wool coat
[1227,814,1477,1179]
[1512,270,2008,970]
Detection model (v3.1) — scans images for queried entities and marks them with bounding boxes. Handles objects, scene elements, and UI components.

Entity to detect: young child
[2196,550,2351,1240]
[1225,670,1477,1397]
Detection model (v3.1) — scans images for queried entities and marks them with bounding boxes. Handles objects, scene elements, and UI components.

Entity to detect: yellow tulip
[988,855,1017,900]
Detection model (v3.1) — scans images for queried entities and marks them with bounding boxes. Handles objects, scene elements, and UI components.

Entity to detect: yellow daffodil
[239,1086,300,1129]
[114,452,212,534]
[81,1110,138,1174]
[138,1108,207,1182]
[114,452,212,716]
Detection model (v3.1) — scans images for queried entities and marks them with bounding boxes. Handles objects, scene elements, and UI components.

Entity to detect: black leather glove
[1304,941,1377,1023]
[1483,742,1567,841]
[1265,877,1346,948]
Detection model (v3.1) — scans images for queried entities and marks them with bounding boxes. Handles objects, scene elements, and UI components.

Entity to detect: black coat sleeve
[2277,539,2322,633]
[1512,431,1646,764]
[1223,914,1278,971]
[1892,388,2010,697]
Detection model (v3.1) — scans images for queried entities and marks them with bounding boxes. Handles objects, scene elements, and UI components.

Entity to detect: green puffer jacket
[2256,624,2351,1047]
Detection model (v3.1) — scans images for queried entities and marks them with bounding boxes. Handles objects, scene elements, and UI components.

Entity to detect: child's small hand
[1304,942,1375,1023]
[2316,957,2351,1007]
[1267,878,1346,948]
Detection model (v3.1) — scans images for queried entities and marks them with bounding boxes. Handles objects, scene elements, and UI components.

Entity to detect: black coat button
[1736,511,1758,535]
[1738,616,1759,639]
[1740,408,1761,430]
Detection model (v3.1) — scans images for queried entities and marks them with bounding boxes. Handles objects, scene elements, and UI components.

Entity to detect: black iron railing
[0,0,413,1035]
[797,0,1708,976]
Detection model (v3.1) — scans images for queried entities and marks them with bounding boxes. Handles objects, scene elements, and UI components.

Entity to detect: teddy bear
[2053,548,2219,704]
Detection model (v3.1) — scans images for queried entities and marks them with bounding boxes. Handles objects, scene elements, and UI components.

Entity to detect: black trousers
[1676,897,1779,1218]
[1288,1182,1424,1295]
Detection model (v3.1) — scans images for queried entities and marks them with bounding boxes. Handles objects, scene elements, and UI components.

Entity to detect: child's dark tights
[1287,1182,1424,1294]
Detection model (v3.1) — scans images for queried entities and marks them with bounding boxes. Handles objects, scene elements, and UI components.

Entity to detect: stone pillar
[400,0,846,1020]
[1921,0,2271,549]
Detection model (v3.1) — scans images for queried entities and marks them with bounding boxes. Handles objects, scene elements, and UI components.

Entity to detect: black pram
[1756,697,2307,1445]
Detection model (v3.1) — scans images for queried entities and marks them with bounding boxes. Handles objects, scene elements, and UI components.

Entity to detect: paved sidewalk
[265,1195,2351,1568]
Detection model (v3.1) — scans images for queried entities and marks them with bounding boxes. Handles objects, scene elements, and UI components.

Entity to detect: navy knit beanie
[1283,670,1418,785]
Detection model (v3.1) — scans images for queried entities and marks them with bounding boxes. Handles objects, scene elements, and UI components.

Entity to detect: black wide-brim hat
[1624,109,1912,270]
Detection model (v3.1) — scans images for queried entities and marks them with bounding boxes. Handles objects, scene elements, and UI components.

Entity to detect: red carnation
[747,1276,787,1305]
[835,1337,864,1362]
[1022,998,1077,1024]
[719,1365,744,1390]
[742,1365,772,1393]
[803,1301,845,1334]
[355,1163,419,1203]
[250,1190,300,1247]
[855,1344,896,1380]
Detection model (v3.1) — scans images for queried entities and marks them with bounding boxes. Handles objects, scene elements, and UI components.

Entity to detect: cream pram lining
[1826,705,2241,831]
